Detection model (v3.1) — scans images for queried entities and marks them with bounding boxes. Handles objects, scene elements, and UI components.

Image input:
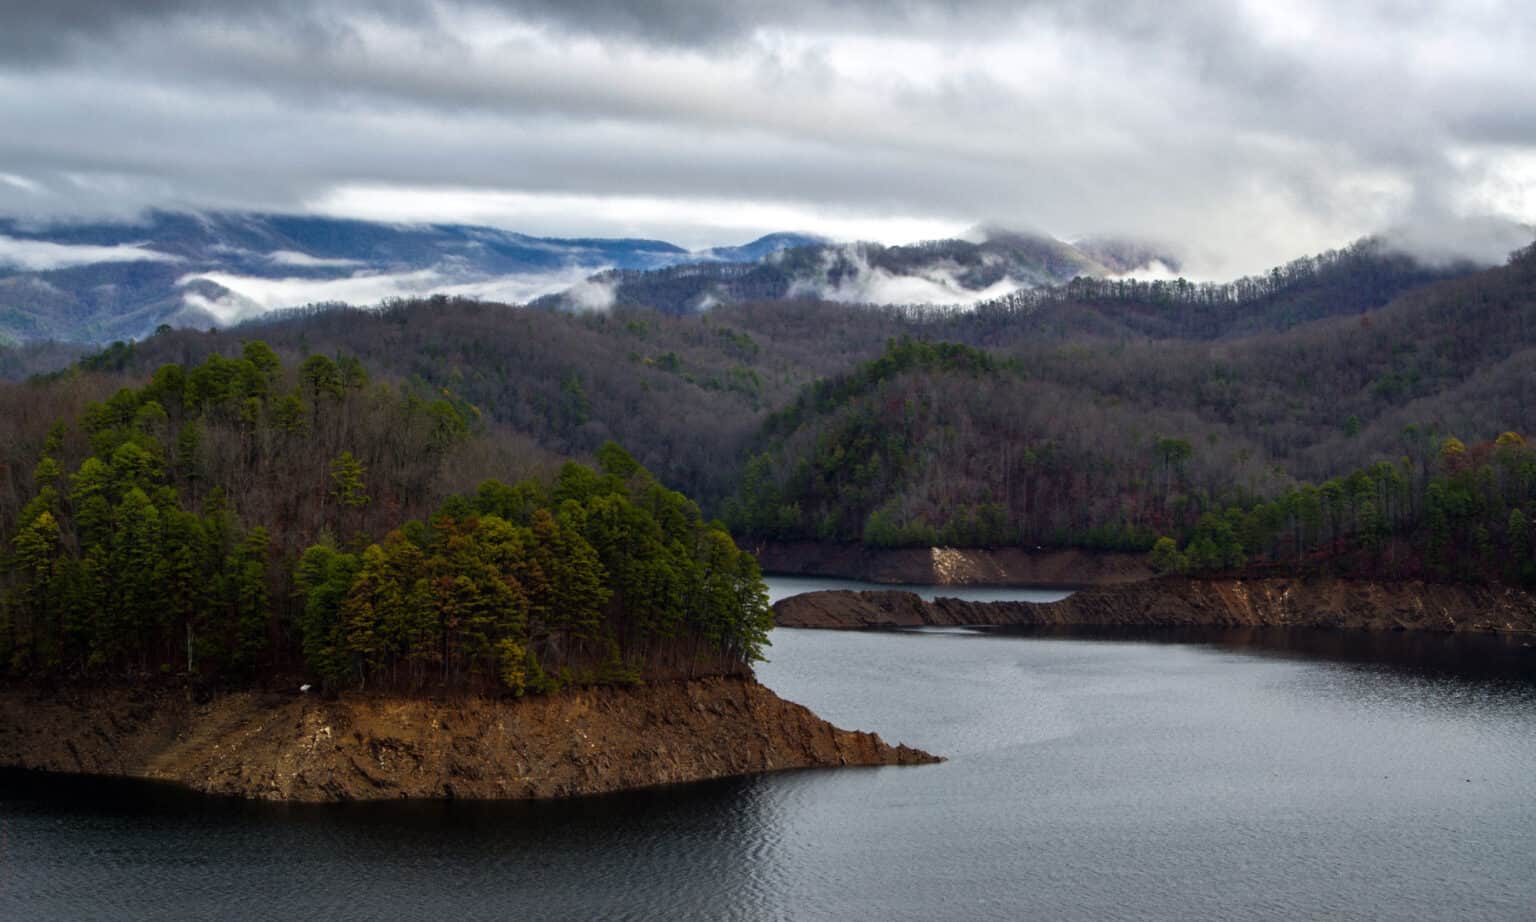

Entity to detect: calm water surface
[2,578,1534,921]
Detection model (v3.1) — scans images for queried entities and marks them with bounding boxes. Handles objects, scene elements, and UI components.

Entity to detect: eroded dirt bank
[774,578,1536,633]
[753,541,1152,587]
[0,676,937,802]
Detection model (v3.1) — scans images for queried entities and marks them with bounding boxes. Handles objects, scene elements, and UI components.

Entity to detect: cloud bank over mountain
[0,210,822,341]
[0,235,182,271]
[0,1,1532,276]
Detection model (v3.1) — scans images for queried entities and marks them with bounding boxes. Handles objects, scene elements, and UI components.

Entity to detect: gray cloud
[0,1,1042,59]
[0,0,1533,274]
[0,1,317,61]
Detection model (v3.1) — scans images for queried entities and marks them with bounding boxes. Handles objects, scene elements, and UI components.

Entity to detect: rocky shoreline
[774,577,1536,634]
[0,676,938,802]
[752,541,1152,587]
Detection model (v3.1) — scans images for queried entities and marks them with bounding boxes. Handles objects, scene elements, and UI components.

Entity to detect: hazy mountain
[0,211,798,343]
[1067,234,1184,274]
[533,227,1184,314]
[699,232,827,263]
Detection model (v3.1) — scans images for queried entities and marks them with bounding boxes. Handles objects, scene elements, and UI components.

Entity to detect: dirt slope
[0,676,937,802]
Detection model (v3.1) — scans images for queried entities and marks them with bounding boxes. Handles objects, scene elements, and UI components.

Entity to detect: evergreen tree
[110,488,163,670]
[330,452,369,509]
[294,544,361,689]
[227,527,270,676]
[10,511,63,670]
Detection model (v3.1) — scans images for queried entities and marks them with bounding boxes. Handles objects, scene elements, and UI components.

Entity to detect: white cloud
[0,234,180,270]
[0,172,42,194]
[180,289,266,326]
[1379,215,1534,267]
[562,276,619,312]
[785,246,1027,306]
[432,267,609,304]
[1106,260,1193,284]
[306,184,963,250]
[263,249,365,268]
[177,263,600,316]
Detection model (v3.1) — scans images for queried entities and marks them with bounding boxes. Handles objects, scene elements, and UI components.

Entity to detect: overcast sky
[1,0,1534,275]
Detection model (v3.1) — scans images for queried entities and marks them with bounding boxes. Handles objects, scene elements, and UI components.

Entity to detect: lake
[2,578,1533,920]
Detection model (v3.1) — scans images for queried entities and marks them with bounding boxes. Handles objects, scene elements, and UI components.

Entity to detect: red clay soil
[0,676,938,802]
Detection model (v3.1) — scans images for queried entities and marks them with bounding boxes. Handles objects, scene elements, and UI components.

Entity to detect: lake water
[2,579,1534,920]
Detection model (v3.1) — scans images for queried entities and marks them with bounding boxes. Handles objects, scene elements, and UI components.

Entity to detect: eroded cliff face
[0,677,937,802]
[774,578,1536,633]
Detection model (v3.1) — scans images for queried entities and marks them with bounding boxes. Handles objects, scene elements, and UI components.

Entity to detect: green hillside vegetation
[0,346,770,691]
[1151,432,1536,585]
[725,339,1536,584]
[724,337,1272,550]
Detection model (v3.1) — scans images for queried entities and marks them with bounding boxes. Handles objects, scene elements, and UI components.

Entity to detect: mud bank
[774,577,1536,633]
[0,676,937,802]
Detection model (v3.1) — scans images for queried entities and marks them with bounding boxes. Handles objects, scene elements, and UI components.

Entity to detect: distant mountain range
[0,211,823,343]
[532,228,1183,314]
[0,210,1189,344]
[26,207,1503,348]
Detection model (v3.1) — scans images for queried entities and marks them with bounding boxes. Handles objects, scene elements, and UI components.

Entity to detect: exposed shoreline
[753,541,1153,587]
[774,576,1536,634]
[0,676,938,802]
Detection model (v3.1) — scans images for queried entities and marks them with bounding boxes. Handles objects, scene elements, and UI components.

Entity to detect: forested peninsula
[0,346,934,798]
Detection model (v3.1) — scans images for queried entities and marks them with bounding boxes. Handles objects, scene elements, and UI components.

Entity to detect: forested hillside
[5,239,1534,598]
[27,299,852,505]
[960,237,1471,340]
[8,238,1489,507]
[988,242,1536,482]
[716,243,1536,582]
[0,346,771,691]
[1150,432,1536,586]
[0,340,87,380]
[723,338,1270,549]
[723,335,1535,583]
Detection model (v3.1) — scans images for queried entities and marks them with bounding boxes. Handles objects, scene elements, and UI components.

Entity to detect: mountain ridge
[532,228,1186,314]
[0,211,809,342]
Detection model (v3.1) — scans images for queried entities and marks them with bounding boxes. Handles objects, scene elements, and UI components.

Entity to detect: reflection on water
[0,770,787,921]
[4,592,1535,921]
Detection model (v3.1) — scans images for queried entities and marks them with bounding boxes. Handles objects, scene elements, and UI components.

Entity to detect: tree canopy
[0,347,771,691]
